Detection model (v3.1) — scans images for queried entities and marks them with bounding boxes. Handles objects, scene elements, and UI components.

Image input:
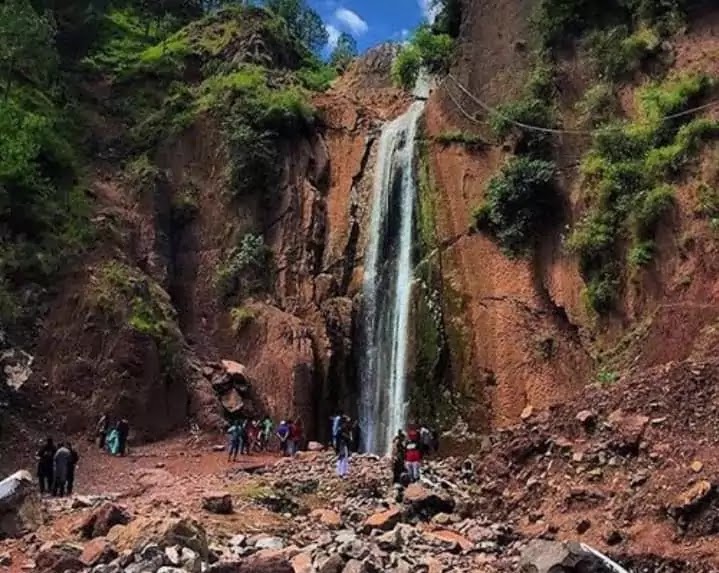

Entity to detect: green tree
[329,32,357,71]
[263,0,328,52]
[0,0,57,98]
[432,0,462,38]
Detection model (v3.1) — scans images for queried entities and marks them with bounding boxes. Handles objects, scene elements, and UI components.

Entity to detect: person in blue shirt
[227,421,242,462]
[331,411,343,453]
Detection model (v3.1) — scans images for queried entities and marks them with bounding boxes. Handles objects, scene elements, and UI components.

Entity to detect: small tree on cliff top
[330,32,357,71]
[263,0,329,53]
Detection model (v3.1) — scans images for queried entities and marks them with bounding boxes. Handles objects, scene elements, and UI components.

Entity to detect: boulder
[310,509,342,529]
[0,470,43,538]
[668,480,715,518]
[403,484,454,520]
[318,553,346,573]
[425,529,473,553]
[291,551,313,573]
[307,441,325,452]
[221,389,244,414]
[35,543,84,573]
[519,540,616,572]
[607,410,650,454]
[207,555,294,573]
[156,518,209,559]
[202,492,233,515]
[342,559,370,573]
[80,538,117,566]
[575,410,596,430]
[78,503,131,539]
[363,507,401,531]
[254,536,286,551]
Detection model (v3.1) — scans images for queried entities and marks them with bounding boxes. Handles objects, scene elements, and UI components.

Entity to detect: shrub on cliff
[215,234,273,302]
[569,73,719,314]
[474,157,557,257]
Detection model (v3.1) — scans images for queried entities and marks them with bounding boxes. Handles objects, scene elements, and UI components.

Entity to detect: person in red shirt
[404,432,423,482]
[290,419,303,455]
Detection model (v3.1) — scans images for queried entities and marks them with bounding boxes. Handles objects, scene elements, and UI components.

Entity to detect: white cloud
[417,0,440,22]
[326,24,341,49]
[334,7,369,35]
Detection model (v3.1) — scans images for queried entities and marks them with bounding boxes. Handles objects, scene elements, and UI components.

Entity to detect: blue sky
[308,0,434,53]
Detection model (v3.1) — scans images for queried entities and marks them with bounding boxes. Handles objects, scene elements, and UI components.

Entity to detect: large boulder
[520,540,621,572]
[363,508,402,531]
[403,484,454,520]
[0,470,43,538]
[202,492,233,515]
[80,538,118,566]
[35,543,84,573]
[78,503,131,539]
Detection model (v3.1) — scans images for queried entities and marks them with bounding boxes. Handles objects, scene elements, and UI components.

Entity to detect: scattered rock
[425,529,473,553]
[35,543,84,573]
[318,553,345,573]
[78,503,131,539]
[307,442,325,452]
[207,555,293,573]
[341,559,370,573]
[0,552,12,566]
[668,480,715,518]
[310,509,342,529]
[691,461,704,473]
[576,519,591,535]
[202,492,233,515]
[403,484,454,520]
[575,410,596,430]
[519,539,610,572]
[363,507,401,531]
[520,405,534,420]
[291,551,313,573]
[80,538,117,566]
[255,536,286,551]
[606,530,623,546]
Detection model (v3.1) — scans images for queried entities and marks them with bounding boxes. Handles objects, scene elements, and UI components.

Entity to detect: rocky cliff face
[4,1,719,453]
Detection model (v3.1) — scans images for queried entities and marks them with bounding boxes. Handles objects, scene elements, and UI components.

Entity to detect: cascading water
[359,99,425,454]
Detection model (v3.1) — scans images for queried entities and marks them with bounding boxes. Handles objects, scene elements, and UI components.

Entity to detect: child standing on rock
[404,428,422,482]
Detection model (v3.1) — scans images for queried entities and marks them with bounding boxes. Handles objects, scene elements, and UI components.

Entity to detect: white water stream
[359,100,425,454]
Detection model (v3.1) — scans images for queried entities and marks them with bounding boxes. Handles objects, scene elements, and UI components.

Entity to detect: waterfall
[360,100,425,454]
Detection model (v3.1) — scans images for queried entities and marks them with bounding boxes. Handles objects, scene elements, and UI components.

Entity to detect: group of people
[96,414,130,456]
[391,425,438,485]
[226,416,304,462]
[36,438,79,497]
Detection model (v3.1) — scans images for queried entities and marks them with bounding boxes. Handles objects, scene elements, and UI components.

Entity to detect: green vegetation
[231,305,257,332]
[215,234,273,302]
[489,62,555,155]
[576,83,619,127]
[584,25,661,82]
[569,74,719,313]
[532,0,687,51]
[89,261,181,367]
[434,130,486,147]
[392,24,454,89]
[696,182,719,227]
[474,157,556,256]
[0,0,57,98]
[597,368,619,386]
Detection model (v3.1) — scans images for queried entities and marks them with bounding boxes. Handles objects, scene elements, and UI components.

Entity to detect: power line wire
[445,73,719,137]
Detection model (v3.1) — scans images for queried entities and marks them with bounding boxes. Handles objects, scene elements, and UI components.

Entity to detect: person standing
[96,413,109,450]
[331,412,342,452]
[117,419,130,457]
[36,438,56,495]
[276,420,290,456]
[404,432,422,483]
[351,420,361,453]
[53,443,72,497]
[247,420,259,454]
[336,417,351,478]
[260,416,273,451]
[290,419,303,455]
[391,430,406,484]
[227,421,242,462]
[66,444,80,495]
[419,426,432,457]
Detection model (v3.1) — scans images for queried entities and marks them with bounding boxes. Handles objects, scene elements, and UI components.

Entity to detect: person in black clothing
[36,438,56,494]
[117,419,129,456]
[96,413,109,450]
[66,444,80,495]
